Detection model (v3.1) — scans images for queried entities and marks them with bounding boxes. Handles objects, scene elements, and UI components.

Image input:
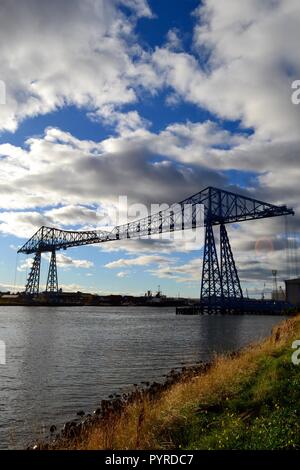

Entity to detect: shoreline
[0,301,193,308]
[29,360,212,450]
[28,313,300,450]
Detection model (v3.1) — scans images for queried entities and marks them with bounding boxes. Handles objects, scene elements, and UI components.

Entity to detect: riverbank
[32,313,300,450]
[0,292,195,307]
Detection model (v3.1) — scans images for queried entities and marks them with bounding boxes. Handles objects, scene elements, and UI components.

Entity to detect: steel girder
[18,226,111,255]
[18,187,294,255]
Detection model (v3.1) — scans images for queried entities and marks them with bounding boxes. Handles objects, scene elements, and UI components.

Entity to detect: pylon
[46,250,58,293]
[220,224,243,299]
[201,223,222,302]
[25,251,41,295]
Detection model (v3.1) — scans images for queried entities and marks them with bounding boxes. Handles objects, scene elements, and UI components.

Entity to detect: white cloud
[105,254,169,268]
[92,105,150,136]
[0,211,52,238]
[165,28,183,51]
[0,205,106,238]
[117,271,129,278]
[0,280,100,294]
[0,0,154,132]
[119,0,151,18]
[153,0,300,140]
[0,282,26,292]
[55,253,94,269]
[45,205,106,227]
[0,124,226,212]
[17,257,34,272]
[17,253,93,272]
[106,253,204,286]
[148,257,202,284]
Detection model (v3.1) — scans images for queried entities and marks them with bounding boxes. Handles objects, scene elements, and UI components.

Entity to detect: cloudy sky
[0,0,299,297]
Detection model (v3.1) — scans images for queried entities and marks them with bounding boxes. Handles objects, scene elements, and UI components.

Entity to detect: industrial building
[285,278,300,306]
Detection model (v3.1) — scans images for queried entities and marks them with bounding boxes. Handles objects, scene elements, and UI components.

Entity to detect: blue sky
[0,0,299,298]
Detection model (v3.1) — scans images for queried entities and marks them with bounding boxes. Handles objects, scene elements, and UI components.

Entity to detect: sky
[0,0,299,298]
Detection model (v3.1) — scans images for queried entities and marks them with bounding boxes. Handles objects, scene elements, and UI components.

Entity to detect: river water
[0,306,282,449]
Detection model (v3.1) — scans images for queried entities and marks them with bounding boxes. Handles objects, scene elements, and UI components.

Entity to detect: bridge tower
[200,222,243,310]
[220,223,243,299]
[200,223,223,303]
[24,249,59,295]
[25,251,41,295]
[46,250,58,293]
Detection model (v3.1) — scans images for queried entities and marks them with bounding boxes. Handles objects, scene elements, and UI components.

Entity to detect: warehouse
[285,278,300,306]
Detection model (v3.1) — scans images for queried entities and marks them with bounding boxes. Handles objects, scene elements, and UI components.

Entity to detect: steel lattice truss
[18,187,294,255]
[46,250,58,293]
[24,251,41,295]
[18,186,294,298]
[201,224,223,301]
[220,224,243,299]
[19,226,111,255]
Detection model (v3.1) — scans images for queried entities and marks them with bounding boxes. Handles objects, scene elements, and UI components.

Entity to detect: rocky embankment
[29,361,210,450]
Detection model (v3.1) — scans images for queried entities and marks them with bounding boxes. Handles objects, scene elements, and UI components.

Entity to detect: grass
[43,314,300,450]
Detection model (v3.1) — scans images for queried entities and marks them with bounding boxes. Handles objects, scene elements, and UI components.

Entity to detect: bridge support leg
[46,250,58,293]
[25,251,41,295]
[200,223,222,311]
[220,224,243,299]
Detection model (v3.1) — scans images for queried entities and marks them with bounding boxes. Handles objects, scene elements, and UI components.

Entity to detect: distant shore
[0,291,196,308]
[30,313,300,450]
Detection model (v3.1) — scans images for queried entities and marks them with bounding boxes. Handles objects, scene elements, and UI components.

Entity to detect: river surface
[0,306,283,449]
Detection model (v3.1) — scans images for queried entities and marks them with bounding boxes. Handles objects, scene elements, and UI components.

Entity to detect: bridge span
[18,186,294,311]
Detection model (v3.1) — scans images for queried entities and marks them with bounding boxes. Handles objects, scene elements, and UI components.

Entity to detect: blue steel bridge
[18,186,294,313]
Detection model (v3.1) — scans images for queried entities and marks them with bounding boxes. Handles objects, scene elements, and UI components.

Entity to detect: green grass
[169,344,300,450]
